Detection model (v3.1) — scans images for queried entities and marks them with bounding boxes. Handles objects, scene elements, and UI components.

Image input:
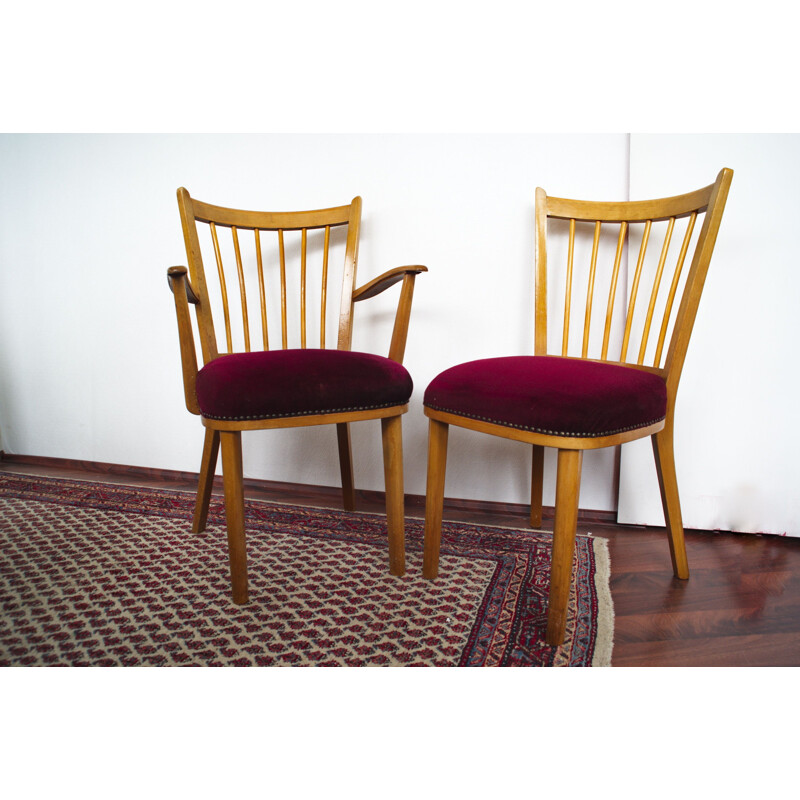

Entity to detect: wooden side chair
[422,168,733,645]
[167,189,426,604]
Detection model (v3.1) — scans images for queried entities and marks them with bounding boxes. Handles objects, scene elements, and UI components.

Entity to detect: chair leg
[380,416,406,576]
[220,431,249,605]
[422,418,449,580]
[652,428,690,580]
[545,448,583,646]
[336,422,356,511]
[192,428,220,533]
[530,444,545,528]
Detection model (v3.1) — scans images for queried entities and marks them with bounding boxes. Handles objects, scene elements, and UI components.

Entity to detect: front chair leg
[545,448,583,646]
[422,418,449,580]
[193,428,220,533]
[652,428,690,580]
[220,430,249,604]
[381,415,406,576]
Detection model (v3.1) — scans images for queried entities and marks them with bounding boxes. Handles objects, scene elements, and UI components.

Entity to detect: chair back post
[177,187,220,365]
[336,195,362,351]
[534,186,549,355]
[661,167,733,396]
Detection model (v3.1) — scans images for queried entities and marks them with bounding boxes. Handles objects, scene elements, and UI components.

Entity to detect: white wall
[3,133,796,535]
[619,134,800,535]
[0,133,628,511]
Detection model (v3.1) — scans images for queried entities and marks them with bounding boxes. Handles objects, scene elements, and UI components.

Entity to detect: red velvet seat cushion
[423,356,666,438]
[196,349,413,421]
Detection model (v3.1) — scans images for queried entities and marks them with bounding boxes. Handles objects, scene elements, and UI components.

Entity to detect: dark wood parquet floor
[2,454,799,667]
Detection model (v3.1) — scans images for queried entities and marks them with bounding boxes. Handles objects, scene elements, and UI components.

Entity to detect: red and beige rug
[0,473,613,667]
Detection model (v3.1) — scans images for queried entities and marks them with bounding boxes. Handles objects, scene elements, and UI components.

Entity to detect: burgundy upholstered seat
[423,355,667,438]
[196,349,413,421]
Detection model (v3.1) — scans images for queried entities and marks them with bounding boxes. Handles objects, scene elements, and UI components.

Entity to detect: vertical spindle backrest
[534,169,732,393]
[177,189,361,365]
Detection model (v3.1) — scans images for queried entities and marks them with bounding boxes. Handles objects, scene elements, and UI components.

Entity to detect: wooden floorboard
[2,455,799,667]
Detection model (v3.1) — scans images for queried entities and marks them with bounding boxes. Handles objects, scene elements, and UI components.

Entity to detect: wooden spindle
[254,229,269,350]
[638,217,675,364]
[278,229,288,349]
[231,226,250,352]
[562,218,576,356]
[320,225,330,348]
[209,222,233,353]
[653,211,697,368]
[620,219,651,362]
[601,221,628,360]
[582,220,602,358]
[300,228,307,349]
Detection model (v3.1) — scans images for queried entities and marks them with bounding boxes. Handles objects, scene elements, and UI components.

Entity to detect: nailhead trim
[424,403,665,439]
[201,400,405,422]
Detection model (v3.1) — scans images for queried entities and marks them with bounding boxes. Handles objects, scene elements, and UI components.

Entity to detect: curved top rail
[543,171,730,223]
[178,187,357,231]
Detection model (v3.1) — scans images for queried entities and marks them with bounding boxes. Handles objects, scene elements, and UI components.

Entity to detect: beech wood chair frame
[422,168,733,646]
[168,188,426,605]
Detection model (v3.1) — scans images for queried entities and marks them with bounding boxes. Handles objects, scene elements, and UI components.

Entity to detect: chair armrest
[167,265,201,304]
[353,265,428,364]
[353,265,427,302]
[166,266,201,414]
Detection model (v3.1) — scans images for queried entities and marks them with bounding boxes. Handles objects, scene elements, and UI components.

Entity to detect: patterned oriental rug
[0,473,614,667]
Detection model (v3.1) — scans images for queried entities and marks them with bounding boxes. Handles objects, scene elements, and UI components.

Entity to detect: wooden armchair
[422,169,733,645]
[167,189,426,604]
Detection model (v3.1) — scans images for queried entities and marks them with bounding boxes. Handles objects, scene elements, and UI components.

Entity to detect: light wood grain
[166,266,201,415]
[254,229,269,350]
[220,431,248,604]
[638,216,675,364]
[203,404,409,432]
[381,416,406,576]
[601,221,627,360]
[320,226,330,348]
[545,449,583,645]
[424,406,666,451]
[169,189,426,605]
[336,422,356,512]
[231,226,250,351]
[422,169,733,646]
[278,228,288,349]
[562,218,576,356]
[300,228,307,349]
[422,419,449,580]
[192,428,219,533]
[582,220,602,358]
[530,444,544,528]
[620,219,651,362]
[652,421,690,579]
[654,212,696,368]
[209,222,233,353]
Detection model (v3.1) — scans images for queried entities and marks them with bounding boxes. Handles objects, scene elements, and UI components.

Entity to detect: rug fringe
[590,536,615,667]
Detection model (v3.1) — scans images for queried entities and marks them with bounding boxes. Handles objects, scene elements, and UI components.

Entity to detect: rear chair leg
[337,422,356,512]
[652,428,690,579]
[530,444,545,528]
[193,428,220,533]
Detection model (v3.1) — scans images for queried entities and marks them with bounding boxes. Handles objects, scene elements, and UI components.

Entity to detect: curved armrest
[353,265,427,302]
[353,265,428,364]
[167,265,201,304]
[166,265,201,414]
